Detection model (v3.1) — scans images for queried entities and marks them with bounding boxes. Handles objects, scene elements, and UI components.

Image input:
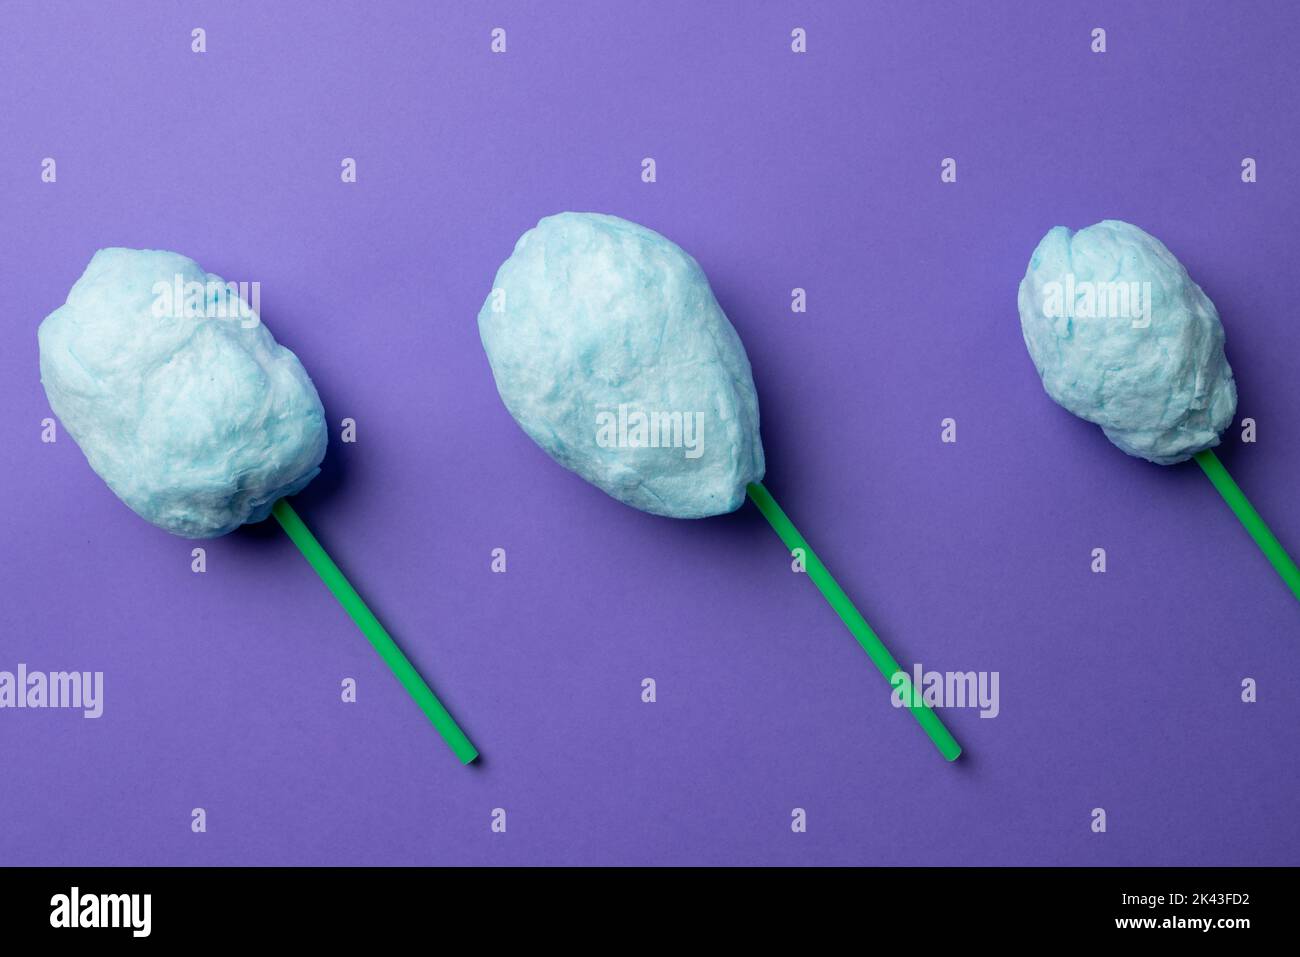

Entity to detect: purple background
[2,1,1298,866]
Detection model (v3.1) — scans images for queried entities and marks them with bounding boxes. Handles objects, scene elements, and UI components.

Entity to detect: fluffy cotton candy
[1018,220,1237,465]
[39,248,327,537]
[478,212,765,518]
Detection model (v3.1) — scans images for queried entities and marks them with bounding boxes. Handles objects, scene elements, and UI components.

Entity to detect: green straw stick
[746,482,962,761]
[271,499,479,764]
[1194,449,1300,605]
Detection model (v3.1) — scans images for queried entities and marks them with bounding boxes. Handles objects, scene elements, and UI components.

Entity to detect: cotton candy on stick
[1019,220,1300,603]
[478,213,962,760]
[39,249,478,763]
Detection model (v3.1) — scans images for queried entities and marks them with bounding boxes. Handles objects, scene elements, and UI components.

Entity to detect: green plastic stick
[1194,449,1300,605]
[746,482,962,761]
[272,499,479,764]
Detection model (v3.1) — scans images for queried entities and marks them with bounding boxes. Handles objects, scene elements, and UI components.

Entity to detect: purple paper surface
[1,1,1297,866]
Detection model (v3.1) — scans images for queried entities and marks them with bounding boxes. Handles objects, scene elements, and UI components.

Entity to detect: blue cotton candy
[1017,220,1237,465]
[478,213,765,518]
[39,248,327,538]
